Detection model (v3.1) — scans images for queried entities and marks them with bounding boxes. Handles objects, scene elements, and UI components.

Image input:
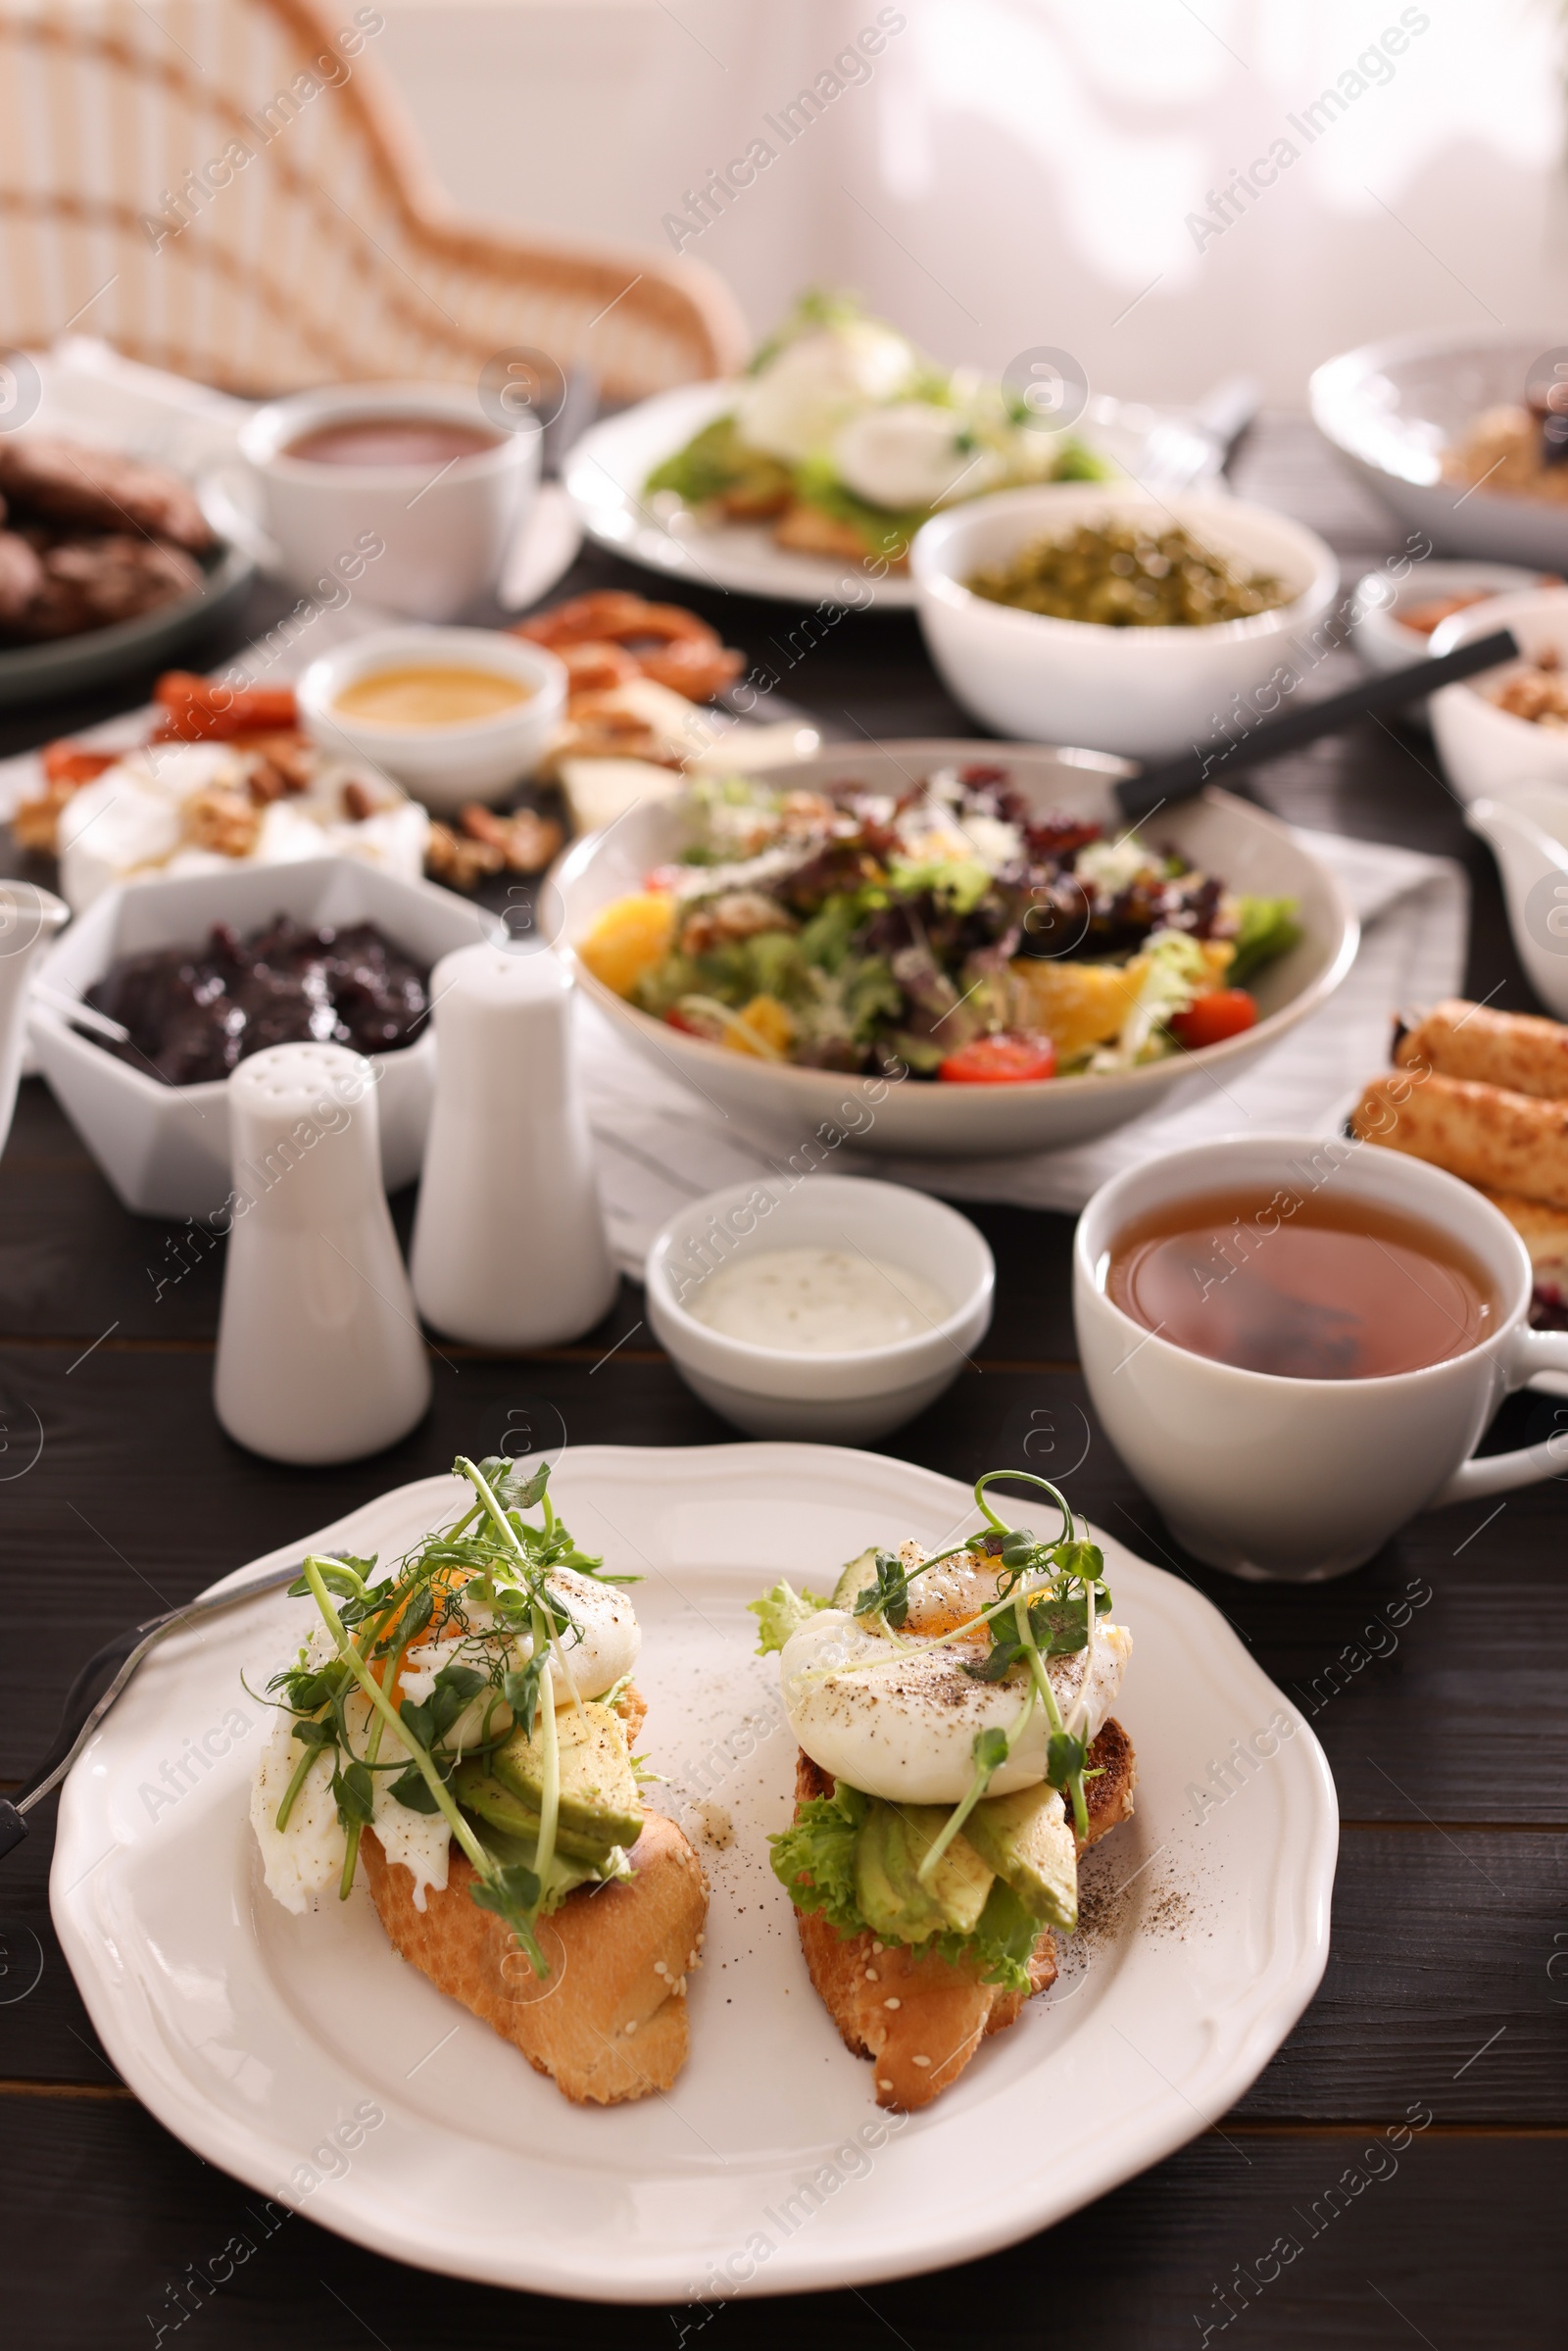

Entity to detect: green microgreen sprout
[264,1455,629,1980]
[837,1470,1110,1886]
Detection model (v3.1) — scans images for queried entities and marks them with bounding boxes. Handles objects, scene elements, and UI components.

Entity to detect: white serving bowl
[645,1175,994,1441]
[1311,326,1568,565]
[1349,561,1544,676]
[29,857,487,1218]
[1427,587,1568,802]
[557,740,1358,1160]
[909,484,1339,759]
[298,627,566,812]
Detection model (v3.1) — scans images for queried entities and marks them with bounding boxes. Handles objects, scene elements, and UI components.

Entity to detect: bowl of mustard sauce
[298,625,566,809]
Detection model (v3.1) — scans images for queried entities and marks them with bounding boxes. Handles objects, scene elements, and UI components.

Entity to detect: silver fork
[1,1559,308,1858]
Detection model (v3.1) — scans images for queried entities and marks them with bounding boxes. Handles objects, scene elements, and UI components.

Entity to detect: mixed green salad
[645,290,1108,567]
[580,763,1300,1082]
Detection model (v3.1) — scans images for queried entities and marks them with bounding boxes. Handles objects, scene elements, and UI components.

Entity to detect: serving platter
[0,534,255,710]
[565,383,1228,611]
[51,1445,1336,2303]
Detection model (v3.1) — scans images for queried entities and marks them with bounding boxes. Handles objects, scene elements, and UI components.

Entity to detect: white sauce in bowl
[689,1246,951,1353]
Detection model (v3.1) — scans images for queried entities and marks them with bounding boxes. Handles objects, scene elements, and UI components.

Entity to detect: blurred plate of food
[565,291,1231,609]
[0,593,820,909]
[0,429,254,707]
[1311,327,1568,565]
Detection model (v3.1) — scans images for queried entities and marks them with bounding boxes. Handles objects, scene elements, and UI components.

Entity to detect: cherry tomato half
[938,1032,1057,1084]
[1168,989,1258,1051]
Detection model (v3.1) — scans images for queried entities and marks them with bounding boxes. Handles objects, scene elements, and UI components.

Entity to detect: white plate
[564,384,1226,612]
[52,1445,1336,2302]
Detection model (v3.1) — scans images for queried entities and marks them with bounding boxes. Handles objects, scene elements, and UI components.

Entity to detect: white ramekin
[297,626,567,811]
[645,1175,995,1442]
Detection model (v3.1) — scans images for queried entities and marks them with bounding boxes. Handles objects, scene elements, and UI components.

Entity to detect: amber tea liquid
[1103,1185,1499,1379]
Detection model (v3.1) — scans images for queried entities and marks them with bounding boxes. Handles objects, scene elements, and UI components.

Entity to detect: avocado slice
[487,1698,644,1853]
[854,1799,994,1941]
[454,1760,629,1863]
[830,1546,879,1613]
[963,1782,1079,1932]
[466,1811,609,1904]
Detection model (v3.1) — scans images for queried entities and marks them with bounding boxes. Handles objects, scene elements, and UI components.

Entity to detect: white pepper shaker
[410,943,616,1346]
[214,1042,431,1463]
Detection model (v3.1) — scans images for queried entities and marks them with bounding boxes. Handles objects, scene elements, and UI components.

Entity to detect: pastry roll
[1351,1070,1568,1210]
[1395,1000,1568,1102]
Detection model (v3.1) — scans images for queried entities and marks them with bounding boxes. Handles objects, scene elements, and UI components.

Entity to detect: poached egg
[735,322,915,465]
[250,1565,640,1915]
[779,1545,1131,1804]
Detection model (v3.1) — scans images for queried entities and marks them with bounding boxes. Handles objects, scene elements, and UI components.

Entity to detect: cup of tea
[236,382,538,620]
[1074,1130,1568,1580]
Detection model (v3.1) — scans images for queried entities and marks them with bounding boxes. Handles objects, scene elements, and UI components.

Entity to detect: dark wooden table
[2,421,1562,2347]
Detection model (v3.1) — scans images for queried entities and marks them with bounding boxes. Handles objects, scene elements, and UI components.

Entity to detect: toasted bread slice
[792,1716,1136,2111]
[361,1683,708,2106]
[772,499,910,571]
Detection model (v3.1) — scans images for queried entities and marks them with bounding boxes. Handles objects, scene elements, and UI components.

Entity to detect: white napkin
[579,828,1468,1273]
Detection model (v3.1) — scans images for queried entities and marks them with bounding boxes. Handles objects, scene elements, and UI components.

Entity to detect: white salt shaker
[411,943,616,1346]
[214,1042,431,1463]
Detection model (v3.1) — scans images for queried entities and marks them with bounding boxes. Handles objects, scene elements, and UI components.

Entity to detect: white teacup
[1074,1130,1568,1580]
[236,381,537,620]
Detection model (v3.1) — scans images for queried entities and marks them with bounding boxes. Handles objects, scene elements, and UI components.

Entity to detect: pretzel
[516,592,741,703]
[557,640,642,698]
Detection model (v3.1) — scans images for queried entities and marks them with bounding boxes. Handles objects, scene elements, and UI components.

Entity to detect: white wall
[375,0,1568,403]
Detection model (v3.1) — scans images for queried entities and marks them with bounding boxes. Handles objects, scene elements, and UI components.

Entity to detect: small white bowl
[1349,561,1544,675]
[909,483,1340,759]
[298,627,566,812]
[645,1175,995,1442]
[29,856,488,1218]
[1427,587,1568,802]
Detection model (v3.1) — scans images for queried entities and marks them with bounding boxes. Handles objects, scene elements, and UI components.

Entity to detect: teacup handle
[1433,1326,1568,1505]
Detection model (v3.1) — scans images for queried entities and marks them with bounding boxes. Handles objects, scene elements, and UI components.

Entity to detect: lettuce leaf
[769,1786,1048,1994]
[1227,894,1301,988]
[749,1578,832,1654]
[768,1784,869,1933]
[935,1877,1040,1993]
[645,416,792,510]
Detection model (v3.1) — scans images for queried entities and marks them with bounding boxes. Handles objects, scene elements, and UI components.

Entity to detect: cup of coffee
[236,382,537,620]
[1074,1130,1568,1580]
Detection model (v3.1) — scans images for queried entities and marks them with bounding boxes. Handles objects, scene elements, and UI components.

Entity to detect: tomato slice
[939,1032,1056,1084]
[1168,989,1258,1051]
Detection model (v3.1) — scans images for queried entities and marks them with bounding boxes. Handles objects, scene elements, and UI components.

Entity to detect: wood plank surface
[1,416,1563,2345]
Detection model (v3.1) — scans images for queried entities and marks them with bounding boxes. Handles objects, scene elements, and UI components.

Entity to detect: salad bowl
[555,742,1358,1159]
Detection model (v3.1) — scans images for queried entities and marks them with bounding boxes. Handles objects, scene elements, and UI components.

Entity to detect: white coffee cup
[235,381,537,620]
[1074,1130,1568,1581]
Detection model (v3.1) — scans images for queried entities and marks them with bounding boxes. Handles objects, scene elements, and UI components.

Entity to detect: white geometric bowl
[30,857,487,1218]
